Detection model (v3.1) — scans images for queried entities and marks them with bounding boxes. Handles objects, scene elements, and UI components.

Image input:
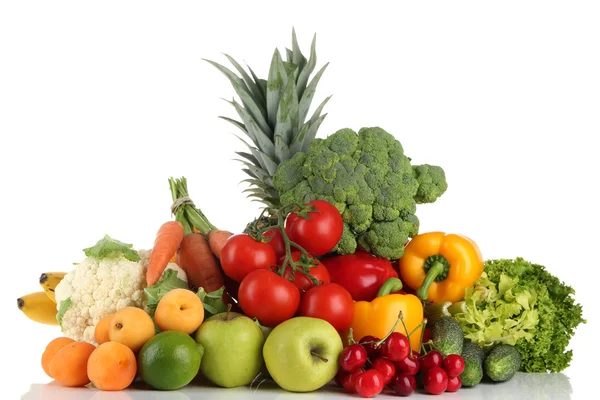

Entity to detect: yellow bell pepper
[399,231,483,303]
[349,278,424,352]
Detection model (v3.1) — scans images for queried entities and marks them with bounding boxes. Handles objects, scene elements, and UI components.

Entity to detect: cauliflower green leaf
[144,269,188,316]
[197,287,227,318]
[83,234,140,262]
[56,297,72,329]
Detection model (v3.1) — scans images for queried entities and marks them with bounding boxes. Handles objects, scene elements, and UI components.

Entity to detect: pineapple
[205,29,330,207]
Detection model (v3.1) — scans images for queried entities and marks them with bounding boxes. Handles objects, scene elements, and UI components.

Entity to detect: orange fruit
[49,341,96,387]
[109,307,155,352]
[88,342,137,391]
[41,337,75,378]
[94,314,114,345]
[155,288,204,334]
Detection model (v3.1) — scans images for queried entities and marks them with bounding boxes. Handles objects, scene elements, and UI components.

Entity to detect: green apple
[194,311,265,388]
[263,316,343,392]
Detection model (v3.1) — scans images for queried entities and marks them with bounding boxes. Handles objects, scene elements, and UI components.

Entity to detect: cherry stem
[347,328,357,345]
[310,352,328,363]
[376,311,404,347]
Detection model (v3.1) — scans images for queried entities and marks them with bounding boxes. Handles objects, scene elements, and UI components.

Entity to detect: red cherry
[341,369,362,394]
[423,367,448,395]
[380,332,410,362]
[335,369,345,387]
[390,373,417,396]
[420,350,443,371]
[395,353,420,375]
[359,335,381,358]
[443,354,465,378]
[354,370,385,398]
[371,358,396,385]
[339,344,368,372]
[446,375,462,392]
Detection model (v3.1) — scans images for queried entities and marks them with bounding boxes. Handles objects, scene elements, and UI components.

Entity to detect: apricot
[49,341,96,387]
[108,307,155,352]
[88,341,137,391]
[155,288,205,334]
[41,337,75,378]
[94,314,114,345]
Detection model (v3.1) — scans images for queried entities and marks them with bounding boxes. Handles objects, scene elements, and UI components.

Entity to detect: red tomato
[298,283,354,331]
[220,234,277,282]
[281,251,331,293]
[238,269,300,326]
[285,200,344,256]
[263,228,286,260]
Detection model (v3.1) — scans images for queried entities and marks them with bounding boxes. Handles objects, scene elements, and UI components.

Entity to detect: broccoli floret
[413,164,448,204]
[274,127,447,259]
[334,224,358,254]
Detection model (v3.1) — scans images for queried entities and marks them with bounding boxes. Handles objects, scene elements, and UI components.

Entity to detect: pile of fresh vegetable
[16,29,585,397]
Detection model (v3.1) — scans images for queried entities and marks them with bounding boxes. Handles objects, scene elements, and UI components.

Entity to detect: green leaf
[83,235,139,262]
[291,28,307,73]
[144,269,188,317]
[206,59,270,135]
[289,95,331,154]
[285,48,294,63]
[266,50,288,128]
[57,298,72,329]
[227,99,275,157]
[197,287,227,318]
[275,135,290,164]
[301,114,327,152]
[247,65,266,100]
[298,63,329,124]
[296,34,317,98]
[219,116,248,135]
[274,77,299,147]
[223,54,265,105]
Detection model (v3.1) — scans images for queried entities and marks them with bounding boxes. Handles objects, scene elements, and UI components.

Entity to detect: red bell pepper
[322,250,399,301]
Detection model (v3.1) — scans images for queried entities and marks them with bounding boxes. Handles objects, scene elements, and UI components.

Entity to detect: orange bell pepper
[398,232,483,303]
[349,278,424,352]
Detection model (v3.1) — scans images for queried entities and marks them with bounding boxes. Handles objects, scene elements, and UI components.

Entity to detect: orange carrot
[177,233,224,292]
[146,221,185,286]
[207,230,233,259]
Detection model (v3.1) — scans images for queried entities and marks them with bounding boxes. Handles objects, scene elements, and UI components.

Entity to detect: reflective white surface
[20,373,574,400]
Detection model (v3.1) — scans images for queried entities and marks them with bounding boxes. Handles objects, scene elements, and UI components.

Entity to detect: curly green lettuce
[455,258,585,373]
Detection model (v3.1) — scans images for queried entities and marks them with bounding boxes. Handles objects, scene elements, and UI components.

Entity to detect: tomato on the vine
[238,269,300,326]
[220,234,277,282]
[298,283,354,331]
[285,200,344,256]
[263,228,286,260]
[280,251,331,292]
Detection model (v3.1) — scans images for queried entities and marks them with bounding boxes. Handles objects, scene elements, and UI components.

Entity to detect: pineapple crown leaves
[204,28,331,206]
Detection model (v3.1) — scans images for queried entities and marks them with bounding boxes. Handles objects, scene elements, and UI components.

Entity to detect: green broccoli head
[413,164,448,204]
[273,127,447,259]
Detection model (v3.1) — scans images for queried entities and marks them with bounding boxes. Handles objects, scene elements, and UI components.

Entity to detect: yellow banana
[39,272,66,303]
[17,291,59,325]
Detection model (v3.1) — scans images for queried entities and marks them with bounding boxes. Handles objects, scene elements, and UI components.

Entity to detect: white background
[1,1,598,399]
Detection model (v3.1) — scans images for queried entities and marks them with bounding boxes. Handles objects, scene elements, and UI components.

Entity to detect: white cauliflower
[54,235,186,344]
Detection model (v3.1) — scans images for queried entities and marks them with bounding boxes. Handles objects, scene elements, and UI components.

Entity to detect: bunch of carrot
[145,177,232,292]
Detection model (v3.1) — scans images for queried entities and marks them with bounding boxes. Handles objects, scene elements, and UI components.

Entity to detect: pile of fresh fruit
[17,29,585,396]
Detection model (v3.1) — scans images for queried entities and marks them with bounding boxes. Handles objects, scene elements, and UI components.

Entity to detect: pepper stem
[417,261,446,300]
[377,278,403,297]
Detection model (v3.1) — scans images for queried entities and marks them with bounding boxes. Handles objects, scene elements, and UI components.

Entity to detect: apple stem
[310,351,329,363]
[226,303,232,321]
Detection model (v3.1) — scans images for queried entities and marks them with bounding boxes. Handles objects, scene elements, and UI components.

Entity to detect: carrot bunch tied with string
[166,177,231,292]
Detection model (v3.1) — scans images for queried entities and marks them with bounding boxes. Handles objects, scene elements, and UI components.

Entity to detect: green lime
[138,331,204,390]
